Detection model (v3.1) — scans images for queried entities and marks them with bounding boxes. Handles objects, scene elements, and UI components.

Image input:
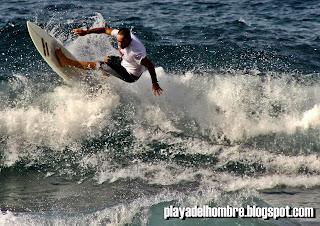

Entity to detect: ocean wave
[1,69,320,189]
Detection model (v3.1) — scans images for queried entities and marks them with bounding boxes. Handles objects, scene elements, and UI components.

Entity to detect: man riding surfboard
[56,26,163,96]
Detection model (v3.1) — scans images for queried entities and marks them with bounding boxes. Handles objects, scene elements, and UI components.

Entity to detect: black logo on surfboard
[41,38,49,57]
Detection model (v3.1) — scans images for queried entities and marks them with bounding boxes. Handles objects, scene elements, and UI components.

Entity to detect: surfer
[55,27,163,96]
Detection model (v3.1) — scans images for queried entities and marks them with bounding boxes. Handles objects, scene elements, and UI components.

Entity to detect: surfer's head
[117,28,132,49]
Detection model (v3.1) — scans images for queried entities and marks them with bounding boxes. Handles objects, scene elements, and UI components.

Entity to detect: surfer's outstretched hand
[152,83,163,96]
[73,28,87,36]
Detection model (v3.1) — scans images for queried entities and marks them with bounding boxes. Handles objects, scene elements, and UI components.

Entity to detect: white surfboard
[27,21,89,84]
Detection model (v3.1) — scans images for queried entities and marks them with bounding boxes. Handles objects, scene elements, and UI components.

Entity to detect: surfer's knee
[104,56,111,64]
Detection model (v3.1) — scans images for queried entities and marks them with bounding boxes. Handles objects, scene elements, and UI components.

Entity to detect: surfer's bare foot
[55,48,68,67]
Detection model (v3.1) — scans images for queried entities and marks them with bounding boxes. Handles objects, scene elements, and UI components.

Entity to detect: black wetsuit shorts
[100,56,139,83]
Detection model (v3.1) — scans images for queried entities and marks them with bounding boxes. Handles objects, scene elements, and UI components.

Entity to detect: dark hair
[118,28,131,39]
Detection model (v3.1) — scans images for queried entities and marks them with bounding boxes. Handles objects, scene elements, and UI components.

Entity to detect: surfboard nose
[26,21,32,29]
[26,21,35,34]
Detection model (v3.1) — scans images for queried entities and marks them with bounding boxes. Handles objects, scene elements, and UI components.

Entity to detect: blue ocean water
[0,0,320,225]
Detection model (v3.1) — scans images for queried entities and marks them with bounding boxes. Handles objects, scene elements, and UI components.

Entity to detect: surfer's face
[117,34,131,49]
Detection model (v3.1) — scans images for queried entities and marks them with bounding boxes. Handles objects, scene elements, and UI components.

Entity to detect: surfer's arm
[141,57,163,96]
[73,27,114,36]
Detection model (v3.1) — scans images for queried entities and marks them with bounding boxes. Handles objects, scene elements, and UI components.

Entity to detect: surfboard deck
[27,21,91,84]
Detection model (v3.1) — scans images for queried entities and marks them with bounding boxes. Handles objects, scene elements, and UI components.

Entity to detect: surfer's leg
[55,48,97,70]
[101,56,139,83]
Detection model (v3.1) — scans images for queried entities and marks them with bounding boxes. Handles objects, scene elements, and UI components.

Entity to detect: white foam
[0,84,119,167]
[0,210,17,226]
[295,104,320,129]
[224,174,320,192]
